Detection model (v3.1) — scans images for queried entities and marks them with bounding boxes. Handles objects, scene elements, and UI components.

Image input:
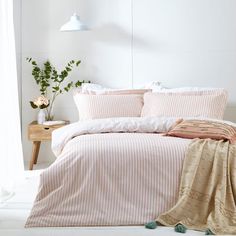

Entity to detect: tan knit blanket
[157,138,236,235]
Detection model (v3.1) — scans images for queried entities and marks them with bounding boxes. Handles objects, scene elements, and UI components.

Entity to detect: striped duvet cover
[25,117,191,227]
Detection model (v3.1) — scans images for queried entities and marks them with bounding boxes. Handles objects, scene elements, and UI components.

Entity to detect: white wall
[21,0,236,166]
[133,0,236,121]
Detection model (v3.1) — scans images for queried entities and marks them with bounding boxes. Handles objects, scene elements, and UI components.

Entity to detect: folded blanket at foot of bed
[155,138,236,235]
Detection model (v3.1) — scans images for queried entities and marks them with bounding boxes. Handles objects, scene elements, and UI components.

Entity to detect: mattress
[26,123,190,227]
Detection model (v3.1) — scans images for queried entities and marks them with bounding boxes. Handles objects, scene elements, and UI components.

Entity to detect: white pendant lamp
[60,13,88,32]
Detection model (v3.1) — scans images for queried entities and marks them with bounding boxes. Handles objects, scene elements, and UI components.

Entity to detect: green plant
[27,58,90,120]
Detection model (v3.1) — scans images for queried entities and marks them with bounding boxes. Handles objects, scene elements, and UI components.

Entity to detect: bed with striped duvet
[25,117,191,227]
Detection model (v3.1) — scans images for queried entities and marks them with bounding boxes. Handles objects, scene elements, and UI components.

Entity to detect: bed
[25,117,191,227]
[25,86,231,231]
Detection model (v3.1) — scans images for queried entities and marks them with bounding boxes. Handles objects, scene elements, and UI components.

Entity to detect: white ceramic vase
[37,109,46,124]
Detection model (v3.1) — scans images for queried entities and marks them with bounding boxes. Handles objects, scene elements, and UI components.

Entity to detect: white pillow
[81,83,105,94]
[143,81,163,90]
[151,86,224,93]
[81,83,151,95]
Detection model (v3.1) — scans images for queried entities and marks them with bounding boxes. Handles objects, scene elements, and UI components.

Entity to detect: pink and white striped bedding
[73,93,145,120]
[25,117,191,227]
[141,90,228,119]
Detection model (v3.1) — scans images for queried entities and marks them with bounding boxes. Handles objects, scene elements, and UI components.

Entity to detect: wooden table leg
[29,141,41,170]
[34,141,41,164]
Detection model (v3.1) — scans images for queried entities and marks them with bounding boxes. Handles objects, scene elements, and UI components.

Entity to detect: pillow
[141,89,228,119]
[80,83,150,95]
[73,93,145,120]
[144,81,163,90]
[166,119,236,144]
[81,89,150,95]
[151,86,224,93]
[81,83,104,92]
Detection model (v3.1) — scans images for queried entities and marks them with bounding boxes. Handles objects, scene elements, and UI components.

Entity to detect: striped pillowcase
[73,92,145,120]
[166,119,236,144]
[141,89,228,119]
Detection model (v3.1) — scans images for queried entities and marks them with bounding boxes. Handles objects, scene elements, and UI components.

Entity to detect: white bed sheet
[0,171,202,236]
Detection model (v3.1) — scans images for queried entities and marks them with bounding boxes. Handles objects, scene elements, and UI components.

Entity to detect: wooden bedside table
[28,121,69,170]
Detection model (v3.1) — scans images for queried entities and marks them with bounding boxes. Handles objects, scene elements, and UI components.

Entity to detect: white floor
[0,165,203,236]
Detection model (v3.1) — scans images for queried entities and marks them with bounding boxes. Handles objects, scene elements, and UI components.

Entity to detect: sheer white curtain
[0,0,24,202]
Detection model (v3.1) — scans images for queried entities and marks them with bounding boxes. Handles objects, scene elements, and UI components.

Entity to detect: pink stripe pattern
[73,94,144,120]
[25,133,190,227]
[141,90,228,119]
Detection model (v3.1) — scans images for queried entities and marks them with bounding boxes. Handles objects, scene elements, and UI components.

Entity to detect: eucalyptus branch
[27,58,90,121]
